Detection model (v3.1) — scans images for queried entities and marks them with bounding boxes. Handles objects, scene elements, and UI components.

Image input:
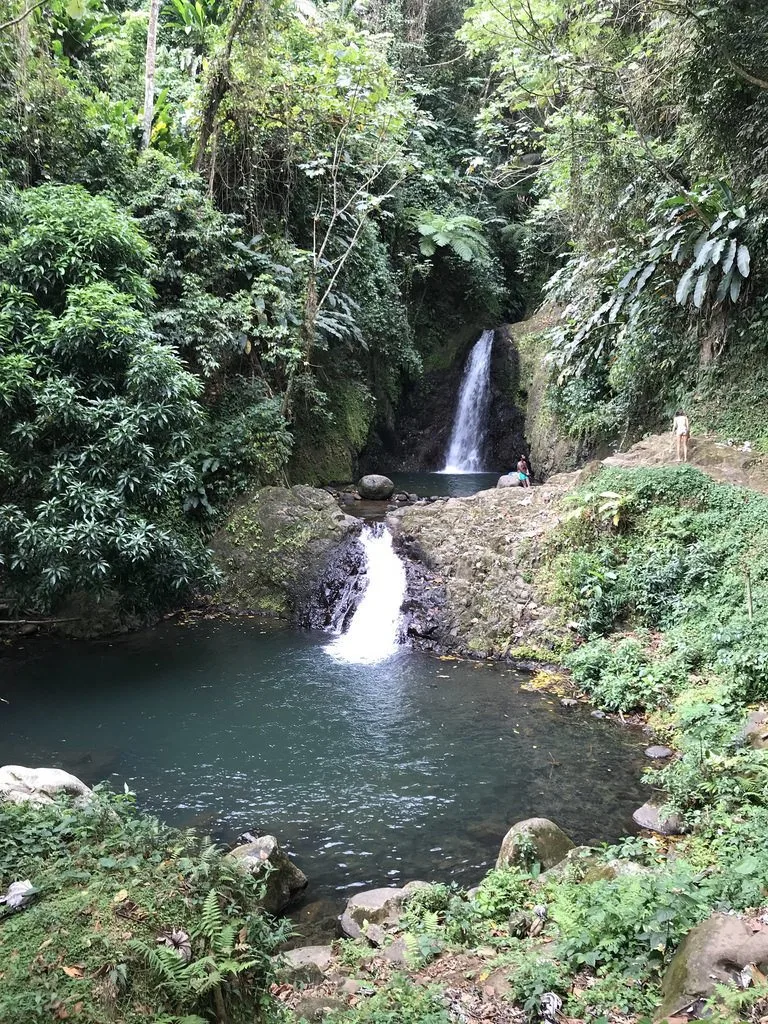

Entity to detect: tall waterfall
[325,524,407,665]
[442,329,494,473]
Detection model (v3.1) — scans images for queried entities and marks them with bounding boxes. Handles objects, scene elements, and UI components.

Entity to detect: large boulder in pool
[496,817,574,871]
[228,835,308,915]
[210,485,358,618]
[658,913,768,1019]
[497,474,521,488]
[357,474,395,500]
[0,765,93,808]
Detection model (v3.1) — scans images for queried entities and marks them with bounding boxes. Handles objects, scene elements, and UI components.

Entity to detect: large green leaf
[675,266,697,305]
[722,238,738,275]
[693,270,710,309]
[736,243,751,279]
[715,269,733,304]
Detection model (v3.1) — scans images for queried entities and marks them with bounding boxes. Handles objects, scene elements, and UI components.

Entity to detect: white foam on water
[325,524,406,665]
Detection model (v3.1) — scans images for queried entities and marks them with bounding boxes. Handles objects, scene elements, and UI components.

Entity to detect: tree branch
[728,59,768,91]
[0,0,45,33]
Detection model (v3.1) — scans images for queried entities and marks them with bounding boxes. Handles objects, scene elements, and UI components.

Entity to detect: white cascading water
[442,329,494,473]
[325,524,407,665]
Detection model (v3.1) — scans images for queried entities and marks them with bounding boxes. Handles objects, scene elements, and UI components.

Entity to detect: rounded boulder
[496,817,575,871]
[340,887,405,944]
[357,475,395,500]
[228,835,308,915]
[0,765,93,809]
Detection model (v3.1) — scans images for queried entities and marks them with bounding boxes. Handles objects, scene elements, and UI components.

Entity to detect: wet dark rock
[357,474,395,500]
[645,745,674,759]
[300,532,366,631]
[391,530,451,652]
[285,899,344,948]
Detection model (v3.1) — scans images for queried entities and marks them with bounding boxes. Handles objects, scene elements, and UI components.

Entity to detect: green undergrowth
[333,811,768,1021]
[0,792,288,1024]
[540,464,768,819]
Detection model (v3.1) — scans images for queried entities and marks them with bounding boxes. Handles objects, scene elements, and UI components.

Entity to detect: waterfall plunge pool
[2,619,647,900]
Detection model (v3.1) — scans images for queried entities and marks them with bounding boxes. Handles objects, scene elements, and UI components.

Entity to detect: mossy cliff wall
[210,485,358,616]
[501,309,600,480]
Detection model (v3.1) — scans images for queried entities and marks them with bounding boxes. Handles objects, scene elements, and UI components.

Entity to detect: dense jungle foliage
[458,0,768,450]
[4,0,768,616]
[0,0,517,618]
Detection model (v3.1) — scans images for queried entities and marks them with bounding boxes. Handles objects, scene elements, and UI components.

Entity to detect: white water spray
[442,329,494,473]
[325,524,407,665]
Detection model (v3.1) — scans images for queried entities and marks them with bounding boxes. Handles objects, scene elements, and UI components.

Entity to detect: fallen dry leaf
[112,889,129,904]
[62,966,84,979]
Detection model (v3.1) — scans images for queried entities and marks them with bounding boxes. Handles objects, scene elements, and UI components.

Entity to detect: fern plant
[129,889,267,1022]
[415,212,489,261]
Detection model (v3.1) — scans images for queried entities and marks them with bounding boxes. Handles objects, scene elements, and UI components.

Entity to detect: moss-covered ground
[0,794,288,1024]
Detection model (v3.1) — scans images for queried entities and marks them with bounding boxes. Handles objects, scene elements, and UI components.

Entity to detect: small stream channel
[1,619,647,901]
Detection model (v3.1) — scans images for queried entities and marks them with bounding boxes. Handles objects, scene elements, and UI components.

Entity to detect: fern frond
[199,888,223,940]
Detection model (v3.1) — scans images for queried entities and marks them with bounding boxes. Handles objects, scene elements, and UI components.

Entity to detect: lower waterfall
[325,523,407,665]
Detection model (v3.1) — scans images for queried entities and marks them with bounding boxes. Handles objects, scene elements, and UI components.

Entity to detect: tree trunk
[141,0,162,152]
[194,0,254,173]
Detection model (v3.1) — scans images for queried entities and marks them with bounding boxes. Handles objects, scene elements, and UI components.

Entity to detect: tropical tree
[0,184,212,617]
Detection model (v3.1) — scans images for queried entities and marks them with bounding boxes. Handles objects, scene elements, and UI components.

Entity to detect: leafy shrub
[0,185,213,615]
[327,974,451,1024]
[565,638,684,713]
[472,868,530,921]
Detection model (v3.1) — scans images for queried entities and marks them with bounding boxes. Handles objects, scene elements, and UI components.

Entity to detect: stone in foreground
[275,945,333,985]
[0,765,93,808]
[228,836,308,915]
[644,745,674,759]
[357,474,395,500]
[633,798,685,836]
[339,887,406,943]
[496,817,575,871]
[740,709,768,750]
[496,474,521,488]
[658,913,768,1019]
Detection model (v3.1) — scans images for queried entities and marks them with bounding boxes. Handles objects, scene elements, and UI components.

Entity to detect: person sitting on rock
[517,456,531,488]
[672,409,690,463]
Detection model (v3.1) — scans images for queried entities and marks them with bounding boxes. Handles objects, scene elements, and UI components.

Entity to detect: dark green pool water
[1,620,647,898]
[389,471,500,498]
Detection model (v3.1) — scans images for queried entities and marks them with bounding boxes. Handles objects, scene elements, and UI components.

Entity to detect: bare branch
[0,0,45,33]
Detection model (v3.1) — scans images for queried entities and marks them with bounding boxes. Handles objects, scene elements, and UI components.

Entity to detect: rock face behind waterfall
[211,485,359,618]
[389,475,574,658]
